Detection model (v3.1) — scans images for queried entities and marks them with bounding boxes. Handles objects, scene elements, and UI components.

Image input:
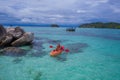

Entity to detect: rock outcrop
[0,25,34,56]
[0,34,13,46]
[11,32,34,46]
[0,24,6,42]
[0,25,34,47]
[51,24,59,27]
[6,27,25,39]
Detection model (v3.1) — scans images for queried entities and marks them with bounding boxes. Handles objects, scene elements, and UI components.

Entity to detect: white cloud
[21,18,31,22]
[76,10,87,13]
[110,5,120,13]
[0,0,120,24]
[114,8,120,13]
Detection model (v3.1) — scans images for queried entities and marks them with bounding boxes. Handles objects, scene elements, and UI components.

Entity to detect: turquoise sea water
[0,27,120,80]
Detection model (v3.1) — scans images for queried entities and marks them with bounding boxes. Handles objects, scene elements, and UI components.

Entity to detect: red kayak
[50,49,63,56]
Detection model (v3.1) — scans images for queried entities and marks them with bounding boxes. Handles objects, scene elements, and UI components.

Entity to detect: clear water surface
[0,27,120,80]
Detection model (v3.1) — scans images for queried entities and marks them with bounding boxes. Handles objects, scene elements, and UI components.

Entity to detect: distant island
[51,24,59,27]
[79,22,120,29]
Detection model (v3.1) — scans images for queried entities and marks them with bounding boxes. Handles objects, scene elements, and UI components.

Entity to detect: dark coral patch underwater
[35,36,68,44]
[12,57,22,64]
[65,43,89,54]
[0,47,27,57]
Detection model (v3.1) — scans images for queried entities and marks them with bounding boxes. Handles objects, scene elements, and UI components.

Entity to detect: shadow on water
[53,53,68,62]
[12,57,22,64]
[0,47,27,57]
[4,51,27,57]
[28,40,47,57]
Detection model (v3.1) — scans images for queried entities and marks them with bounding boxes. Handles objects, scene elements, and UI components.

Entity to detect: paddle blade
[49,45,53,48]
[65,49,70,53]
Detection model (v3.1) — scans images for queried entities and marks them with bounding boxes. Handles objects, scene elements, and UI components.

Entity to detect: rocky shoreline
[0,24,34,56]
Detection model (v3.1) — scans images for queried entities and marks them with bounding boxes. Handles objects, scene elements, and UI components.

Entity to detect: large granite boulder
[6,27,24,39]
[0,25,34,48]
[11,32,34,46]
[0,24,6,41]
[0,25,34,57]
[0,34,13,46]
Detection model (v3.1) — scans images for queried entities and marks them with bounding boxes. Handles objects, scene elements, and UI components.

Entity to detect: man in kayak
[55,44,64,51]
[50,44,63,56]
[50,44,69,56]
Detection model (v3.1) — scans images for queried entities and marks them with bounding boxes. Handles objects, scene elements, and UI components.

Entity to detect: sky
[0,0,120,25]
